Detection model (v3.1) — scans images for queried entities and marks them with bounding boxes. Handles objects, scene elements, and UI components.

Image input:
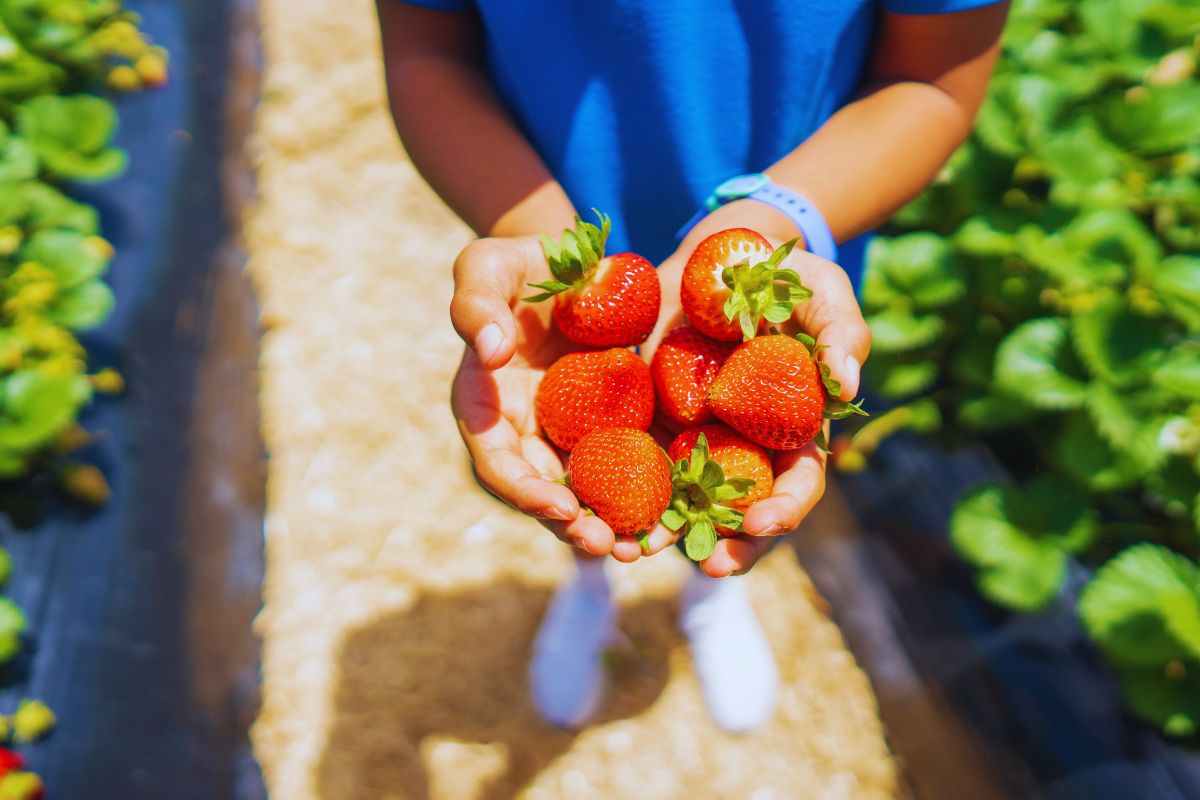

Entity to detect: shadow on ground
[315,580,676,799]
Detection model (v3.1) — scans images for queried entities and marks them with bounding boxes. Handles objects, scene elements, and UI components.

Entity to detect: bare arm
[375,2,575,237]
[713,4,1010,246]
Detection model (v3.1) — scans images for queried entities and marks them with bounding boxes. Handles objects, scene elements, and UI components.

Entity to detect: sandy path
[245,2,898,797]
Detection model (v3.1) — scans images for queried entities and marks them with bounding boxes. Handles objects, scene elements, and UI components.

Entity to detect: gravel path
[246,2,897,797]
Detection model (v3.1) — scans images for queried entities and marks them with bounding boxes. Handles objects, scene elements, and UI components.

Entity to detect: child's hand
[449,237,649,562]
[639,209,871,577]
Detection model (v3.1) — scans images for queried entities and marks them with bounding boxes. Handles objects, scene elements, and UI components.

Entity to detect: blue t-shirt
[402,0,999,284]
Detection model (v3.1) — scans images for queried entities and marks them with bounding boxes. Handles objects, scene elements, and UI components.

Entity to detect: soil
[245,1,898,797]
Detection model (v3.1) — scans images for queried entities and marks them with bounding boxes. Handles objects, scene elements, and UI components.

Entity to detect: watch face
[715,173,768,200]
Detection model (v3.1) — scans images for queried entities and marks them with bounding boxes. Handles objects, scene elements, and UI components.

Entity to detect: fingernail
[844,354,861,391]
[544,503,575,521]
[753,523,783,537]
[475,323,504,363]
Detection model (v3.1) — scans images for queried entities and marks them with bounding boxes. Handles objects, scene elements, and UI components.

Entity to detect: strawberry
[0,749,22,776]
[567,427,673,535]
[650,326,734,430]
[535,348,654,452]
[526,212,660,347]
[680,228,810,342]
[663,425,774,560]
[708,334,827,450]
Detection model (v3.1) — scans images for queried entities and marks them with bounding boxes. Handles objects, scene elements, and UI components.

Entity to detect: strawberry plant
[0,1,164,789]
[842,0,1200,737]
[0,0,162,496]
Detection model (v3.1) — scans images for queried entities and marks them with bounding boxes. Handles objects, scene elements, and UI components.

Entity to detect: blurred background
[0,0,1195,798]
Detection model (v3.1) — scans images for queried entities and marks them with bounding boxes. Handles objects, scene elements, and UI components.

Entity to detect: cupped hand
[637,235,871,577]
[449,237,648,562]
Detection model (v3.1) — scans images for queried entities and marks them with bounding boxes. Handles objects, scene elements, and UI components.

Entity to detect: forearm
[765,80,986,241]
[756,5,1008,243]
[377,5,575,237]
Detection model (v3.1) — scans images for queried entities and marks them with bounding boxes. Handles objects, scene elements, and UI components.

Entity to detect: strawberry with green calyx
[567,428,673,536]
[525,211,660,347]
[681,228,812,342]
[661,429,772,561]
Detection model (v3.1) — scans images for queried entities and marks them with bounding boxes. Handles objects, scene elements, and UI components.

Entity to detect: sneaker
[680,571,778,733]
[529,556,616,728]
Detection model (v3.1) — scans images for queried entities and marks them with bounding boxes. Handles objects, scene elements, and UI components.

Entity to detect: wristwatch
[676,173,838,262]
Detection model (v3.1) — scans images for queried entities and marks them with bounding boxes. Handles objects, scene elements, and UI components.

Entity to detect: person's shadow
[314,579,676,799]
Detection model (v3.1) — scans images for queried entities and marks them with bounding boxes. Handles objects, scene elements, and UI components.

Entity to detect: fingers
[611,536,644,563]
[545,513,616,556]
[450,238,542,369]
[637,523,681,557]
[741,443,826,536]
[453,356,578,522]
[700,536,775,578]
[794,255,871,400]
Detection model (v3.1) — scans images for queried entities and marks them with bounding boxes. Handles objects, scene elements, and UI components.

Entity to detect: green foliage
[0,0,161,489]
[856,0,1200,737]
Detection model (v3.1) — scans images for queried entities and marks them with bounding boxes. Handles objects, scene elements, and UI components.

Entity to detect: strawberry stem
[661,433,755,562]
[720,238,811,340]
[525,210,611,301]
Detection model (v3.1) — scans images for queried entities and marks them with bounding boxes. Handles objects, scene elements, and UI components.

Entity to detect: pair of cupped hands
[450,211,871,578]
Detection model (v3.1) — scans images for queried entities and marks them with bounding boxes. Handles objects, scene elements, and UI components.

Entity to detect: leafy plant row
[0,1,165,793]
[845,0,1200,737]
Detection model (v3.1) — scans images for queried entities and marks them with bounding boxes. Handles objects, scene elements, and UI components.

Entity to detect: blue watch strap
[747,182,838,262]
[676,174,838,263]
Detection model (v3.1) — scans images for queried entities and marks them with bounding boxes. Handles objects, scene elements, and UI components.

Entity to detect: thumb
[450,238,538,369]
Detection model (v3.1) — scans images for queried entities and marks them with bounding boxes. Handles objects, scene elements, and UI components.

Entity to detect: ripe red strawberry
[650,326,734,429]
[535,348,654,451]
[708,334,826,450]
[680,228,810,342]
[526,212,660,347]
[664,425,775,560]
[0,748,23,776]
[567,427,672,535]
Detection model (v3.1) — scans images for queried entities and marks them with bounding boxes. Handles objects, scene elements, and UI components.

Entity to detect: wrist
[679,198,804,253]
[487,181,577,238]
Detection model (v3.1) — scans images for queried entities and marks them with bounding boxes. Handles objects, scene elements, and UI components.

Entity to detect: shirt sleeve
[393,0,472,11]
[883,0,1005,12]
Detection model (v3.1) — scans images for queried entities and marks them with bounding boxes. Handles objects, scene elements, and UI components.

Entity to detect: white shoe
[530,556,616,728]
[681,572,778,733]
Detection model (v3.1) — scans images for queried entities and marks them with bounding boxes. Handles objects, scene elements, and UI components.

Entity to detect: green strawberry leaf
[529,211,610,299]
[956,392,1040,432]
[0,598,25,665]
[1154,256,1200,332]
[994,318,1089,410]
[720,238,809,340]
[0,369,89,452]
[1099,84,1200,157]
[1079,544,1200,668]
[863,232,966,311]
[863,354,940,399]
[46,279,114,330]
[1085,384,1169,477]
[1152,343,1200,400]
[866,307,946,354]
[1054,411,1144,492]
[684,518,718,562]
[16,94,127,181]
[1072,296,1170,387]
[661,508,687,531]
[951,478,1095,611]
[20,229,111,288]
[1118,665,1200,738]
